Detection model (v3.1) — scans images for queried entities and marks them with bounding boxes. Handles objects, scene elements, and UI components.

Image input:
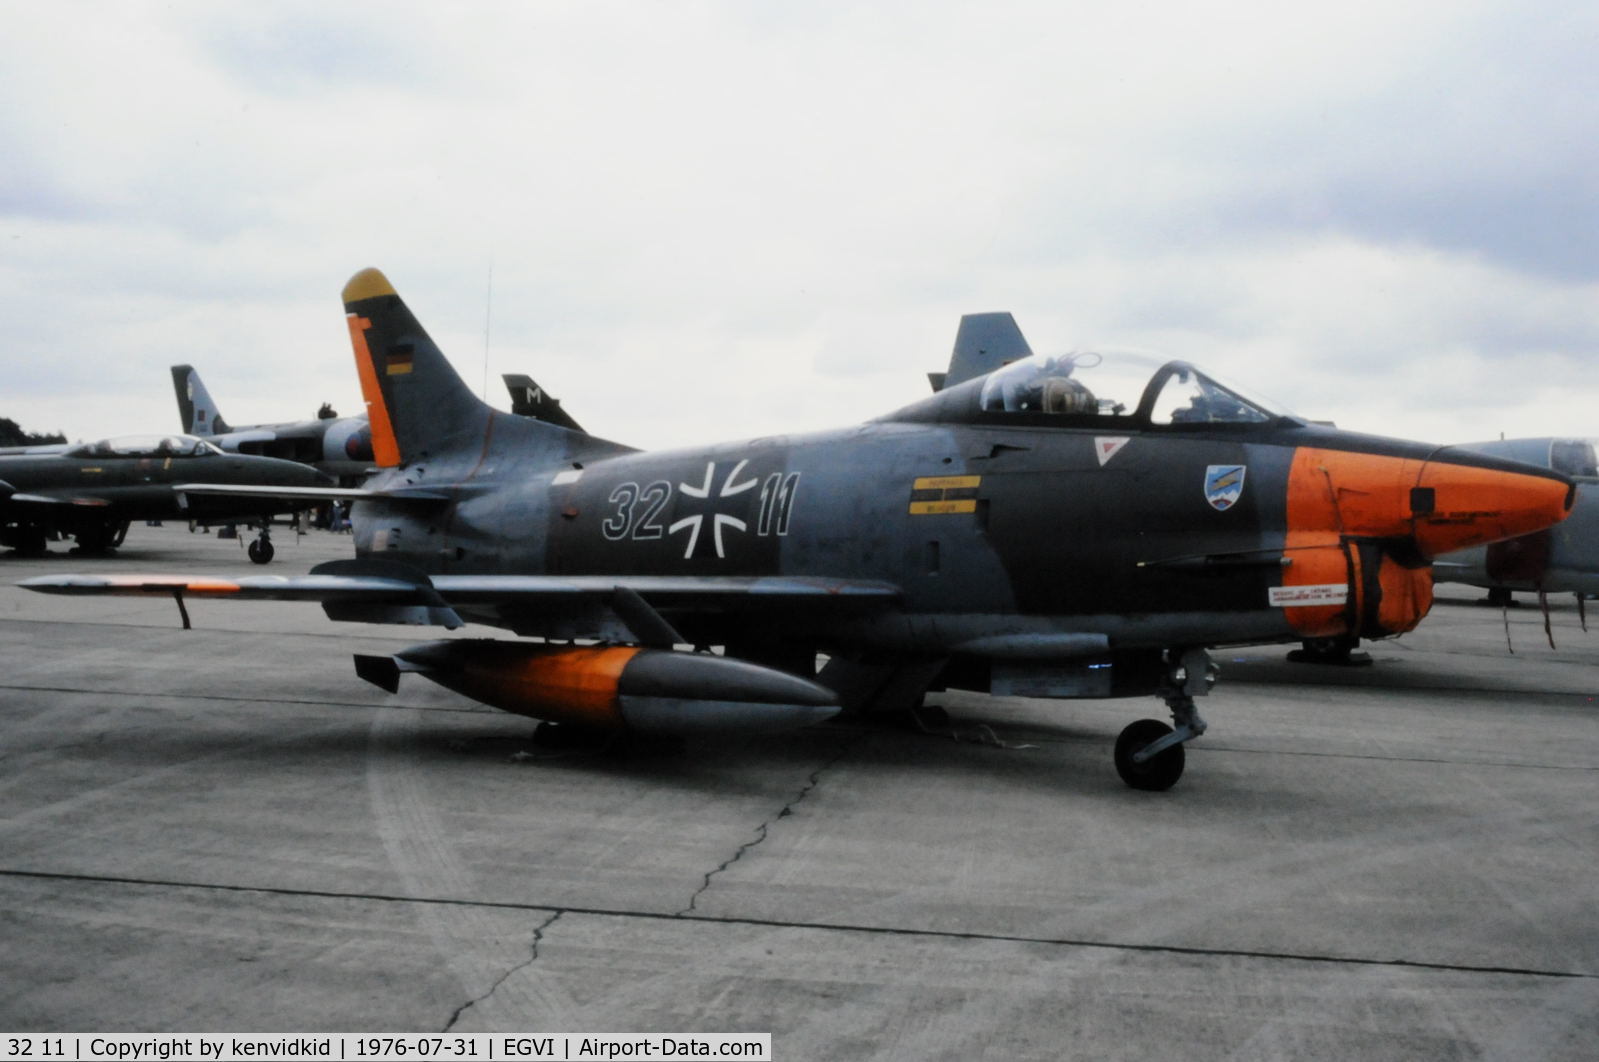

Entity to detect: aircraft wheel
[72,523,119,555]
[1114,718,1185,791]
[531,720,611,751]
[8,527,48,555]
[247,538,275,564]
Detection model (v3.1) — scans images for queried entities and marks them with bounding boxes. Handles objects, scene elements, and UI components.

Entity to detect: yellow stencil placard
[909,474,981,515]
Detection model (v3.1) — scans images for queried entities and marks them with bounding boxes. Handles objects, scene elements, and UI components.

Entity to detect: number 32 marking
[602,480,670,541]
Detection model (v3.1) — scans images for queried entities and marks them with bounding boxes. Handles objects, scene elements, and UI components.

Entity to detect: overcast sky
[3,0,1596,451]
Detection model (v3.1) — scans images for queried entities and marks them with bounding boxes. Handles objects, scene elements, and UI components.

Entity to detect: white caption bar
[1,1037,771,1062]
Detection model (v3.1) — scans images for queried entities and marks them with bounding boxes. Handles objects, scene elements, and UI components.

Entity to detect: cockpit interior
[66,434,224,459]
[977,352,1288,427]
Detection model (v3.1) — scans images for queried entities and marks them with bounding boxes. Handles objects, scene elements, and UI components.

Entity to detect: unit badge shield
[1204,464,1246,510]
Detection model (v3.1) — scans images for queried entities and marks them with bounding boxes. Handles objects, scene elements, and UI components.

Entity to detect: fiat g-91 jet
[3,433,329,558]
[24,270,1574,790]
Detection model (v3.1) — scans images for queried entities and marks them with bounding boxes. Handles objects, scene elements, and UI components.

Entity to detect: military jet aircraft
[172,364,376,481]
[1,433,330,559]
[927,311,1032,392]
[1434,437,1599,606]
[173,365,581,481]
[22,269,1576,790]
[503,373,585,432]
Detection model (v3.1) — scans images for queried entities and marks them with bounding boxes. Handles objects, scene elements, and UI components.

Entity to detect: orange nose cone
[1411,459,1573,558]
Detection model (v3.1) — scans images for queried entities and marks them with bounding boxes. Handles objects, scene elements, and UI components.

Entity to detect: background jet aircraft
[1433,436,1599,606]
[172,365,581,482]
[1,433,329,559]
[26,269,1574,791]
[172,364,375,481]
[503,373,584,431]
[927,311,1032,393]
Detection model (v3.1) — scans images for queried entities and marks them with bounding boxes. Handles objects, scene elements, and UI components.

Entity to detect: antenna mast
[482,261,494,400]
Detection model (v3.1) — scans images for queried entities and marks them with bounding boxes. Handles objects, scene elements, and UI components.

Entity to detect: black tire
[1114,718,1185,791]
[73,522,120,555]
[7,526,48,555]
[532,720,617,754]
[247,538,275,564]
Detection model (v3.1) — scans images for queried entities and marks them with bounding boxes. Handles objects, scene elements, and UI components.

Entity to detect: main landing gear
[72,519,129,555]
[247,527,275,564]
[1114,648,1217,791]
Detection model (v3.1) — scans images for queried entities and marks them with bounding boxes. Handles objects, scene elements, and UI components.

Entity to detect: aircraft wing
[173,483,450,503]
[19,565,902,644]
[2,477,112,507]
[1,490,113,507]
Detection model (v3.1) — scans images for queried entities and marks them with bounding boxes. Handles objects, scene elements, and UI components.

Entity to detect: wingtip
[343,267,396,304]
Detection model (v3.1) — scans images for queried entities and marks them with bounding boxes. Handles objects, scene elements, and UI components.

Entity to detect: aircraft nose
[1410,453,1573,559]
[1287,445,1573,558]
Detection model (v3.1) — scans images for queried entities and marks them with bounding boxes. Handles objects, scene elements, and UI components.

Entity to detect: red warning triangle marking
[1095,436,1129,466]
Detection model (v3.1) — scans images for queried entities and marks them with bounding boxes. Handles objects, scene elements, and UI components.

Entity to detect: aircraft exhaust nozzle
[365,640,839,734]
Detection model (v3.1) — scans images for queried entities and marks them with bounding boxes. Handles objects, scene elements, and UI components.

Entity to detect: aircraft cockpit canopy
[66,434,224,459]
[977,351,1289,427]
[1549,439,1599,478]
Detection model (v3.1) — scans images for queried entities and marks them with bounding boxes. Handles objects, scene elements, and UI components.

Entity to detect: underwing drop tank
[355,640,840,733]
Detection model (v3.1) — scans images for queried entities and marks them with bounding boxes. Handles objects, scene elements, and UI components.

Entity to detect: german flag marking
[386,347,415,375]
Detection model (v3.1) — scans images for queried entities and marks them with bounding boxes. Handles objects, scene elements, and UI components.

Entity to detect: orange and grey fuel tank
[356,640,840,733]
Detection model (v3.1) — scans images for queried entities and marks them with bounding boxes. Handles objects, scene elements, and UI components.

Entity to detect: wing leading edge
[19,564,902,642]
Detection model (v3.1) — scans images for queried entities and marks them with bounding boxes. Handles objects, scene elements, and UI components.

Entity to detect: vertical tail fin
[170,365,231,435]
[341,267,634,468]
[930,313,1033,392]
[342,268,497,468]
[503,372,585,432]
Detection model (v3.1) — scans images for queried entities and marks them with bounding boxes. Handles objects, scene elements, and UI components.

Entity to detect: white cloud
[1,0,1595,454]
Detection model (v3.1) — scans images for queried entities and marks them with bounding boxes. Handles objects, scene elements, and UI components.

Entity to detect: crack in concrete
[440,909,565,1032]
[677,740,854,917]
[6,866,1593,981]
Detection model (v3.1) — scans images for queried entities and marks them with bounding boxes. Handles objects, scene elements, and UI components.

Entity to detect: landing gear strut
[1483,587,1517,608]
[1114,647,1215,791]
[72,519,129,555]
